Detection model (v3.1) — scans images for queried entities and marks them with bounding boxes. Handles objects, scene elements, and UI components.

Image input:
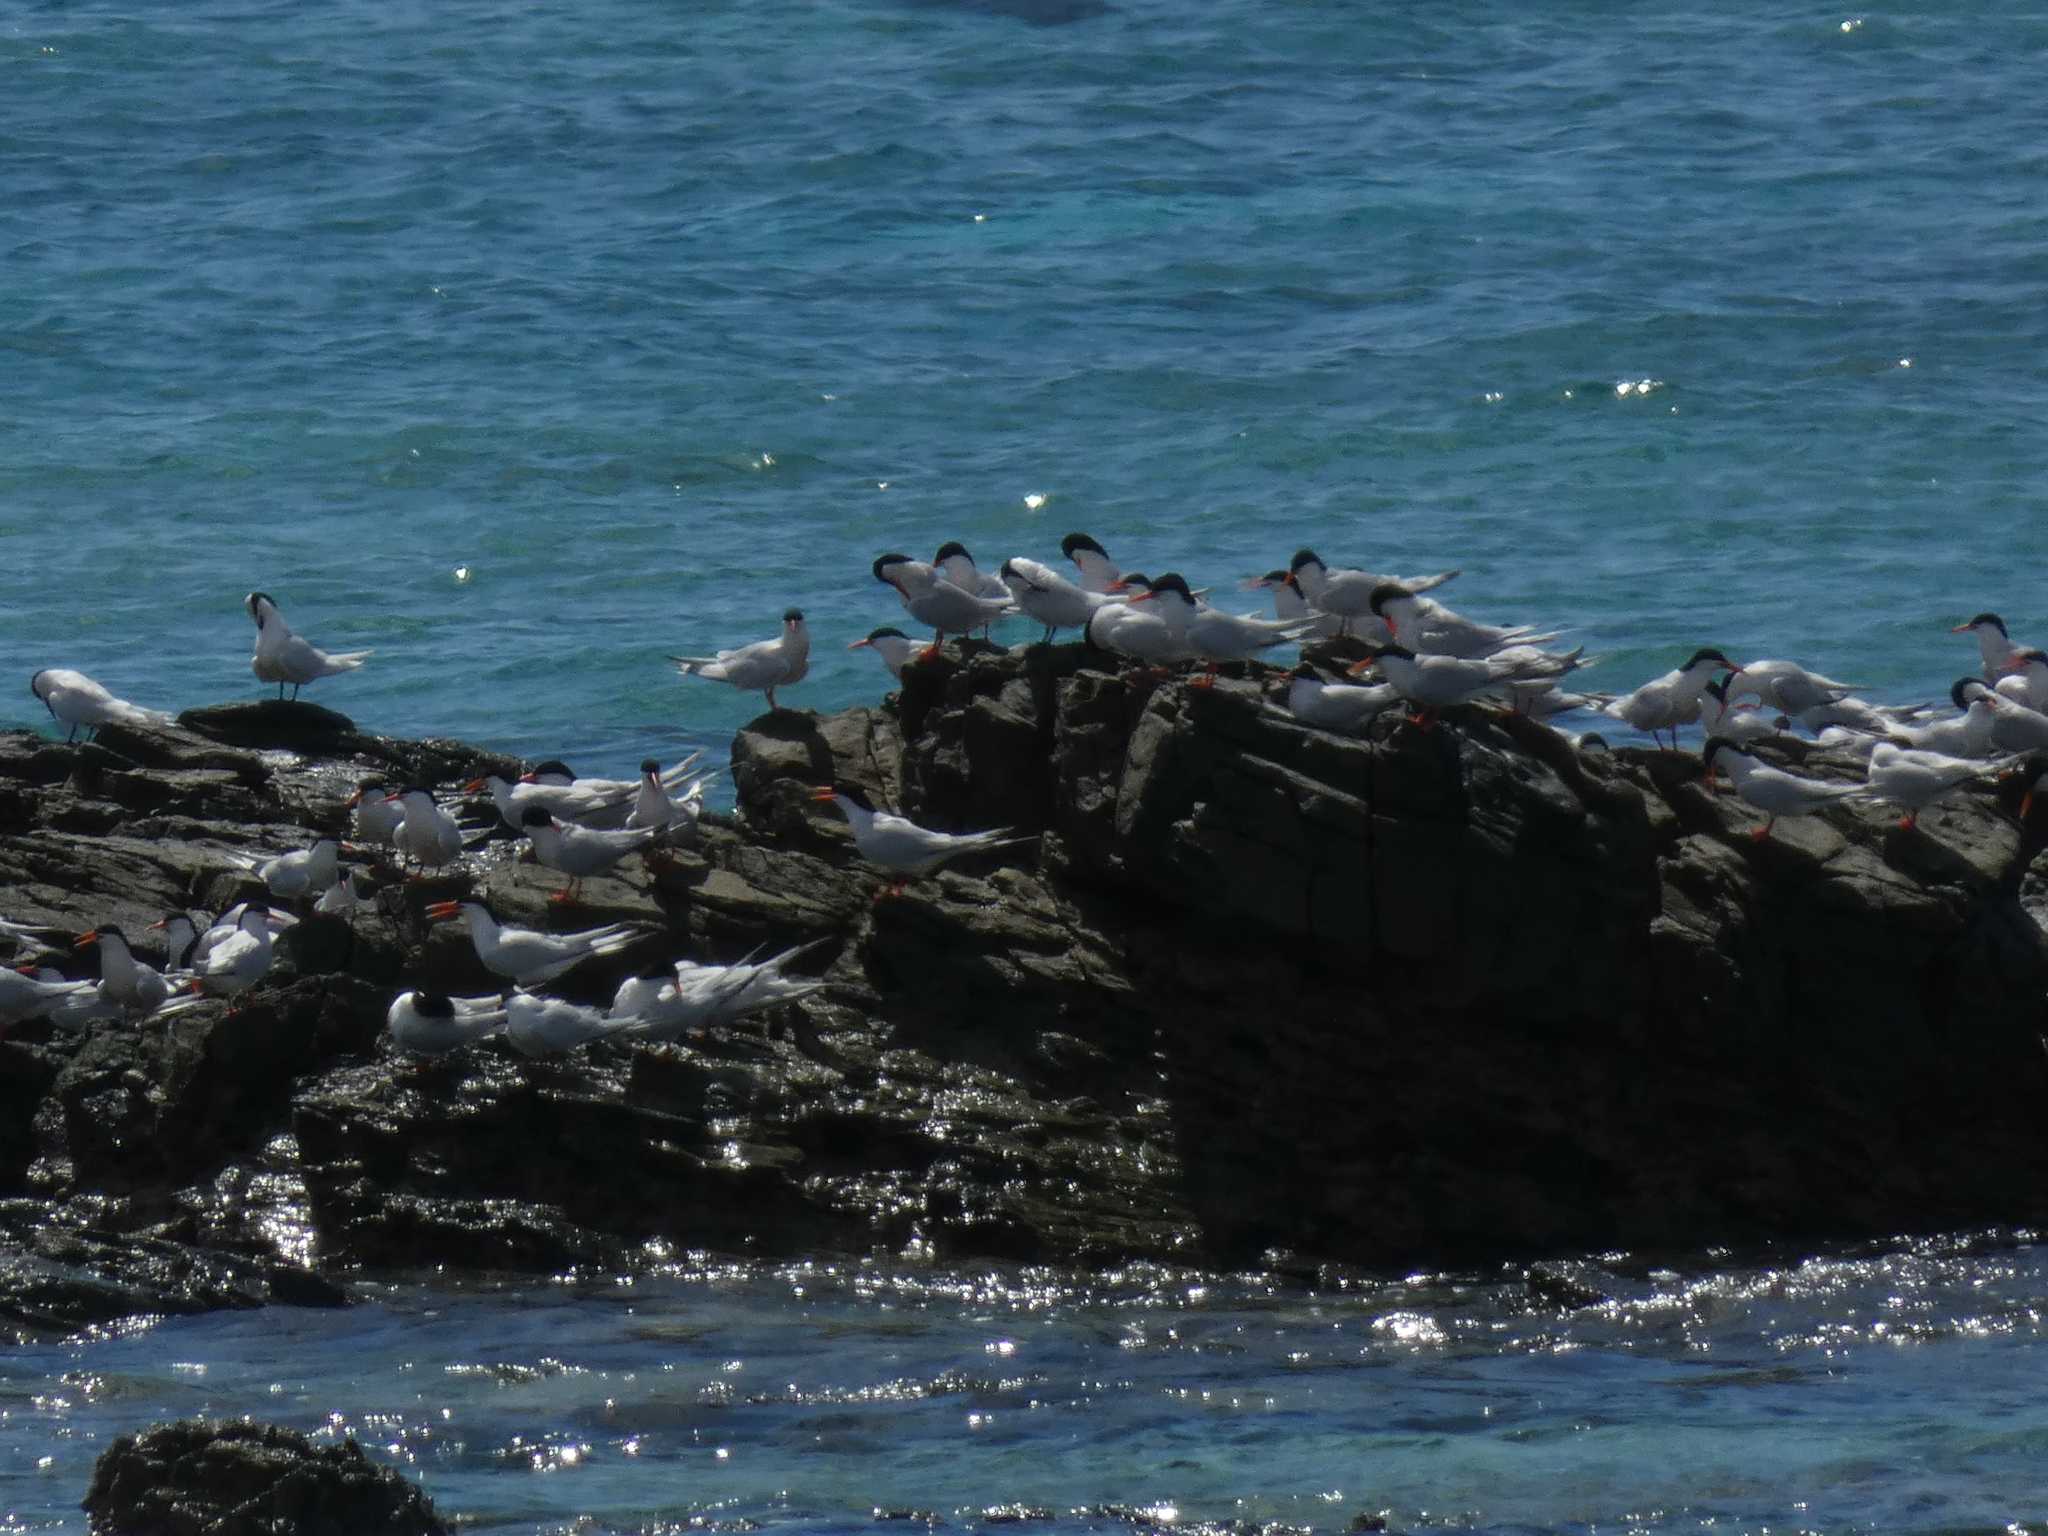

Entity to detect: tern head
[1288,549,1327,577]
[1111,572,1152,595]
[423,899,479,924]
[933,540,974,567]
[812,783,873,812]
[346,776,386,807]
[1952,612,2007,637]
[239,902,270,929]
[873,553,915,589]
[2009,648,2048,671]
[77,925,121,947]
[783,608,805,628]
[850,626,909,651]
[1699,735,1751,781]
[411,991,456,1019]
[1951,677,1995,711]
[640,758,662,778]
[530,759,576,783]
[519,805,556,832]
[1061,532,1108,561]
[1680,648,1738,674]
[246,592,280,629]
[1366,581,1414,619]
[1136,572,1196,608]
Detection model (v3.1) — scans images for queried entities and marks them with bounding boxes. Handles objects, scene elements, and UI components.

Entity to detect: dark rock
[82,1418,444,1536]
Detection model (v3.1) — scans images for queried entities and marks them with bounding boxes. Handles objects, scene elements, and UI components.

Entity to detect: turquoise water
[7,2,2045,772]
[7,2,2048,1526]
[5,1241,2047,1533]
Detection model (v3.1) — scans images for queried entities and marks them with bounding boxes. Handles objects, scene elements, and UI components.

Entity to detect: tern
[189,903,276,997]
[1288,550,1460,637]
[347,778,404,846]
[1062,532,1123,594]
[387,788,466,872]
[504,990,639,1056]
[1247,569,1344,639]
[1892,680,2000,758]
[1865,742,2023,830]
[1600,649,1739,749]
[812,785,1030,892]
[76,925,172,1017]
[1083,576,1196,669]
[670,608,810,712]
[1725,659,1861,715]
[29,669,173,743]
[467,773,635,831]
[425,899,654,987]
[1998,649,2048,712]
[1126,572,1315,681]
[1277,663,1398,733]
[0,967,99,1031]
[179,902,297,971]
[934,542,1011,602]
[1367,583,1558,660]
[1701,737,1867,841]
[616,942,828,1041]
[1698,677,1785,748]
[246,592,371,700]
[1000,557,1115,642]
[624,758,709,834]
[314,871,369,916]
[873,554,1013,655]
[1347,643,1576,725]
[848,626,921,679]
[217,839,341,901]
[1953,612,2022,681]
[386,991,509,1056]
[517,806,663,902]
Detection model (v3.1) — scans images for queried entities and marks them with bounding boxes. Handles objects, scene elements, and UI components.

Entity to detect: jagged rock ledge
[5,647,2048,1338]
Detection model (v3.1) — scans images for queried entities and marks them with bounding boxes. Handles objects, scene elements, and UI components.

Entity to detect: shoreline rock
[5,649,2048,1336]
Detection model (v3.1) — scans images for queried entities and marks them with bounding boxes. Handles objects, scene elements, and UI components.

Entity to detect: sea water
[5,1,2048,1527]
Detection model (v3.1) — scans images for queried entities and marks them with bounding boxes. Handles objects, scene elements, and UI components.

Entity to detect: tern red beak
[423,900,461,921]
[76,930,99,947]
[847,639,872,650]
[810,786,838,803]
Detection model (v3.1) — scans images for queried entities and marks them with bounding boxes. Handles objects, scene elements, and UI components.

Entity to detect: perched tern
[182,902,297,971]
[812,785,1030,891]
[670,608,810,712]
[526,756,707,800]
[1953,612,2022,681]
[347,778,404,846]
[426,899,653,987]
[467,772,634,832]
[1000,557,1115,642]
[246,592,371,700]
[1346,643,1575,724]
[76,925,172,1017]
[29,669,173,744]
[1247,570,1344,640]
[624,757,708,834]
[314,871,369,916]
[219,839,340,901]
[1367,583,1557,660]
[1977,687,2048,755]
[1698,677,1785,747]
[1701,737,1866,842]
[849,626,920,679]
[613,942,827,1040]
[1277,663,1398,733]
[1997,649,2048,712]
[1726,659,1861,715]
[1288,550,1459,638]
[504,989,638,1056]
[0,967,97,1030]
[517,805,662,902]
[386,991,509,1056]
[1865,742,2023,830]
[189,902,276,997]
[1126,572,1315,681]
[1600,649,1738,749]
[387,788,466,871]
[873,554,1013,654]
[1083,577,1196,668]
[1892,680,2000,758]
[934,541,1011,602]
[1062,532,1123,594]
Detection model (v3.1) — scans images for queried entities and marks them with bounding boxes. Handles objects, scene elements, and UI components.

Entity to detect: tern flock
[11,539,2045,1050]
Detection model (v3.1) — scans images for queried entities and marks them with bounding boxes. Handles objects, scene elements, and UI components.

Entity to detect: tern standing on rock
[812,785,1031,895]
[29,669,174,743]
[670,608,810,712]
[246,592,372,701]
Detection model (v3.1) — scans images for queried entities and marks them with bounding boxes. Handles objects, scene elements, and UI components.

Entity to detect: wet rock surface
[82,1417,445,1535]
[3,662,2048,1338]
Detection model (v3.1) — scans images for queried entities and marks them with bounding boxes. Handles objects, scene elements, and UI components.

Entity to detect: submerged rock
[5,652,2048,1327]
[82,1418,444,1536]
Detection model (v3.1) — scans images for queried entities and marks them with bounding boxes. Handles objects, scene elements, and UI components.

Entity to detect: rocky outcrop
[82,1418,445,1536]
[5,650,2048,1335]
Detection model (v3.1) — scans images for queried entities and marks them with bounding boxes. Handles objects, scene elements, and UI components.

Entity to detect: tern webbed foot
[1748,821,1775,842]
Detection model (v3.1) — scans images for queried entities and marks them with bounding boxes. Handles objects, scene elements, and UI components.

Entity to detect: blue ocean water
[7,0,2048,1527]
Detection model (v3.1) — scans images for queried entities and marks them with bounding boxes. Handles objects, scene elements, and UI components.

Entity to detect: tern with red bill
[1600,649,1739,749]
[812,785,1030,892]
[873,554,1013,655]
[1700,737,1867,842]
[517,805,663,903]
[848,626,920,679]
[76,925,172,1016]
[387,991,509,1056]
[29,669,173,744]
